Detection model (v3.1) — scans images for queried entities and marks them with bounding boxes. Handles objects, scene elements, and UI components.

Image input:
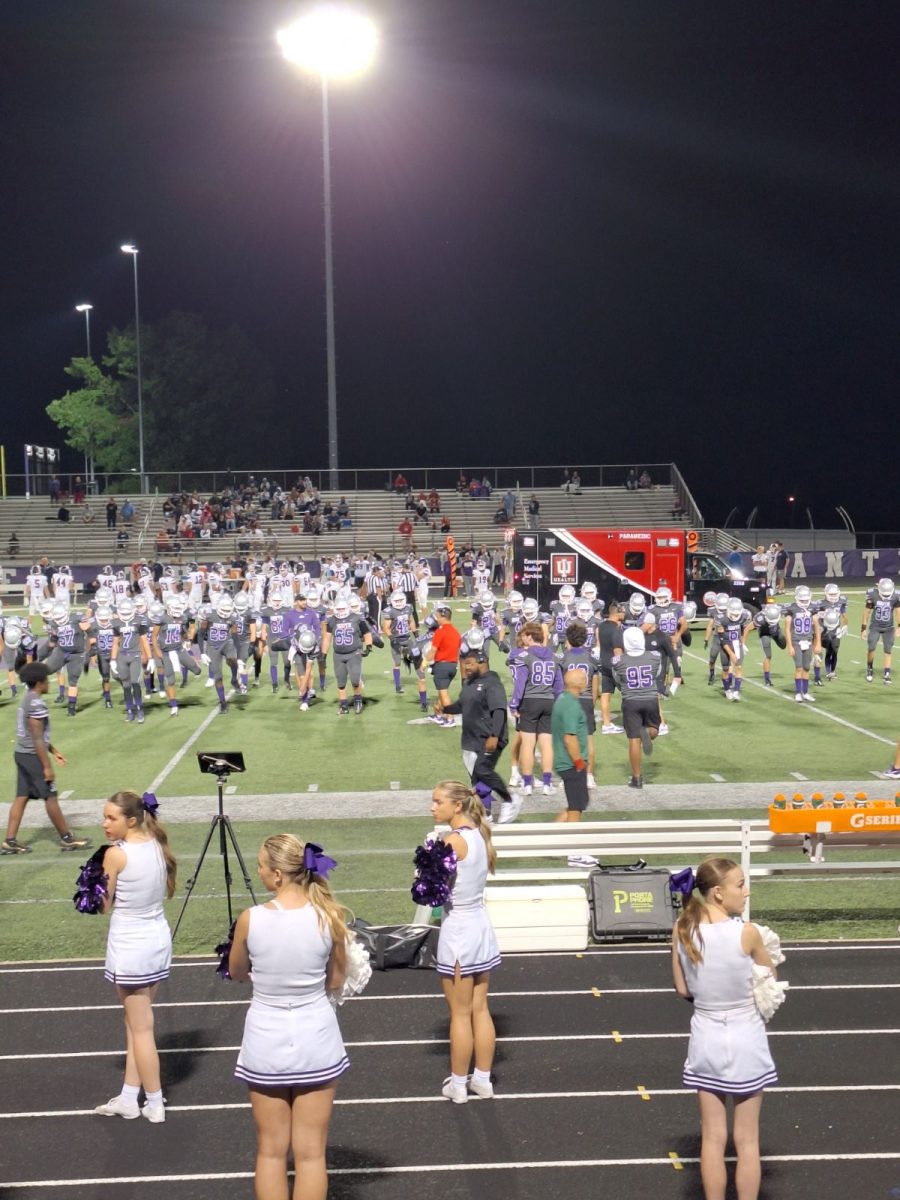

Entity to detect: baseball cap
[435,604,452,616]
[623,628,646,656]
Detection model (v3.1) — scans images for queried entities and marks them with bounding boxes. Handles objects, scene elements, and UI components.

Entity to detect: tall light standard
[120,244,146,493]
[74,303,94,487]
[75,302,93,358]
[277,6,378,492]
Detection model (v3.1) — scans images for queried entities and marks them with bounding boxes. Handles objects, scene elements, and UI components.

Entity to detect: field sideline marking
[2,940,898,972]
[3,1027,899,1061]
[145,689,235,793]
[3,1150,900,1187]
[4,981,898,1015]
[681,649,895,746]
[3,1082,899,1119]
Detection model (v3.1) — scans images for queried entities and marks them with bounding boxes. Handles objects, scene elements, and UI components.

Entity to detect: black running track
[2,943,899,1199]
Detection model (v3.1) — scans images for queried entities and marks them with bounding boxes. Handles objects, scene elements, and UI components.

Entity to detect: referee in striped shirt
[392,567,418,619]
[365,566,387,627]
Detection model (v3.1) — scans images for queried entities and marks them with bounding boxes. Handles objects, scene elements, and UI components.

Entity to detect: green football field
[1,589,898,957]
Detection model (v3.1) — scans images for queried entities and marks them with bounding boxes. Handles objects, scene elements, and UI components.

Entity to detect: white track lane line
[682,649,895,746]
[3,1082,900,1119]
[4,1151,900,1188]
[4,981,899,1015]
[146,689,235,793]
[2,1027,899,1061]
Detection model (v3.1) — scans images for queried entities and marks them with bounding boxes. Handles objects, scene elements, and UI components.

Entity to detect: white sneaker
[804,692,816,703]
[586,773,596,789]
[468,1076,494,1099]
[95,1095,140,1119]
[794,693,804,703]
[204,678,215,689]
[141,1104,166,1124]
[300,701,309,711]
[732,692,742,702]
[497,795,523,824]
[601,724,624,735]
[169,706,178,717]
[442,1078,468,1104]
[724,690,735,701]
[657,723,669,735]
[669,679,680,696]
[542,783,556,796]
[522,783,533,796]
[509,768,523,787]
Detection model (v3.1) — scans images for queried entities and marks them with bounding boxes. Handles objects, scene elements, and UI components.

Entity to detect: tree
[47,312,278,477]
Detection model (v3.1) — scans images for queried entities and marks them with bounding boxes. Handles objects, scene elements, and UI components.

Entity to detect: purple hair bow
[303,842,337,878]
[670,867,695,897]
[142,791,160,817]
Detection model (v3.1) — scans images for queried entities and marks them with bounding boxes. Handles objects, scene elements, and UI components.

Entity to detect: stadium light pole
[120,245,146,493]
[277,6,378,492]
[74,303,94,487]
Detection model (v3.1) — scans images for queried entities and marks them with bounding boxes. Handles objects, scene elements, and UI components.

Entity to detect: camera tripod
[172,753,257,940]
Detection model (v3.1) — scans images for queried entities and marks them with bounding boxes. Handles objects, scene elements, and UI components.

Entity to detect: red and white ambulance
[512,528,763,609]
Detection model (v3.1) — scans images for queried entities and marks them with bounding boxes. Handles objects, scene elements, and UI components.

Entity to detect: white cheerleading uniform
[436,827,501,978]
[104,840,172,987]
[679,919,777,1096]
[235,901,349,1088]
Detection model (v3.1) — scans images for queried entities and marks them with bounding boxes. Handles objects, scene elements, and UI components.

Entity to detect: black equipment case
[588,868,675,943]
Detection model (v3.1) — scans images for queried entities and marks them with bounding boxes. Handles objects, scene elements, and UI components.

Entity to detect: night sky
[3,1,897,530]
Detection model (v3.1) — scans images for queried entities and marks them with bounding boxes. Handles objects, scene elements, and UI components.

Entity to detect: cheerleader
[229,835,349,1200]
[431,780,501,1103]
[672,857,778,1200]
[95,791,176,1124]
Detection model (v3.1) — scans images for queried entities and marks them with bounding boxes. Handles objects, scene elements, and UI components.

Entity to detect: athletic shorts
[622,696,661,739]
[432,661,457,691]
[578,696,597,735]
[559,765,590,813]
[517,696,553,735]
[868,627,895,653]
[334,652,362,688]
[600,668,616,696]
[14,752,53,801]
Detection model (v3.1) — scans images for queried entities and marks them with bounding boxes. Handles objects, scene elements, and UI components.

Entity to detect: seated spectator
[199,525,212,540]
[155,529,171,553]
[570,470,582,493]
[117,528,129,546]
[427,489,440,513]
[638,470,652,489]
[561,469,571,491]
[625,468,638,491]
[81,502,95,524]
[398,517,413,544]
[57,503,71,523]
[414,498,429,524]
[326,509,341,531]
[8,532,20,557]
[481,475,492,496]
[440,515,451,534]
[493,503,509,525]
[468,478,481,499]
[121,498,135,525]
[456,473,467,493]
[393,472,409,494]
[337,496,350,518]
[405,491,417,512]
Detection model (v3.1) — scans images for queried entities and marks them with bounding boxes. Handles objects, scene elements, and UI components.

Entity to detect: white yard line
[145,689,235,793]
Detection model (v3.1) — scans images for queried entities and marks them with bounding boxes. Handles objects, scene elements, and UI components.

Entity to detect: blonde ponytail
[675,856,739,964]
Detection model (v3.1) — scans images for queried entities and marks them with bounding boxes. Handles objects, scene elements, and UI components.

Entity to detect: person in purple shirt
[508,621,562,797]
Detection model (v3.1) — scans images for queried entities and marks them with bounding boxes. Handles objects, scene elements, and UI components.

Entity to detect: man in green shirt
[551,668,590,822]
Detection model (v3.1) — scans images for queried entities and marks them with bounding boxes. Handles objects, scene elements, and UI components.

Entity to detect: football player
[622,592,649,630]
[470,590,506,662]
[784,585,821,702]
[42,600,92,716]
[153,595,201,715]
[24,566,48,616]
[612,627,661,789]
[230,591,257,695]
[321,595,372,715]
[508,621,562,796]
[861,578,900,683]
[561,622,599,789]
[817,607,846,683]
[111,597,151,723]
[199,594,238,714]
[383,589,426,709]
[753,601,785,687]
[704,592,730,687]
[259,591,291,695]
[715,598,753,701]
[548,584,577,648]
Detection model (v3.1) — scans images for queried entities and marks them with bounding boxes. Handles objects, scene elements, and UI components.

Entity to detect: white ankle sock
[120,1084,141,1102]
[450,1073,467,1088]
[144,1089,163,1106]
[472,1069,491,1085]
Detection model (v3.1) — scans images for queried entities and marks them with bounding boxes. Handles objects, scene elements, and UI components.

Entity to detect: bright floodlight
[75,303,93,312]
[277,6,377,80]
[121,243,138,254]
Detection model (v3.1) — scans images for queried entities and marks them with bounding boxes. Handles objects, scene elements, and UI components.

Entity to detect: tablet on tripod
[197,751,246,776]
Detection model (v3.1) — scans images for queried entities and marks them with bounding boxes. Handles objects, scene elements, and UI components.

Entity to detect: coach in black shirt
[438,645,521,824]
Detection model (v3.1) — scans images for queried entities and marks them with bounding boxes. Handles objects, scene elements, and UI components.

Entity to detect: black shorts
[517,696,554,734]
[579,696,597,735]
[622,696,661,739]
[600,668,616,696]
[559,765,590,813]
[14,752,54,801]
[432,661,457,690]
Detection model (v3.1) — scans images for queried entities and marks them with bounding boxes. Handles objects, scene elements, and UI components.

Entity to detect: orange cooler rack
[769,802,900,834]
